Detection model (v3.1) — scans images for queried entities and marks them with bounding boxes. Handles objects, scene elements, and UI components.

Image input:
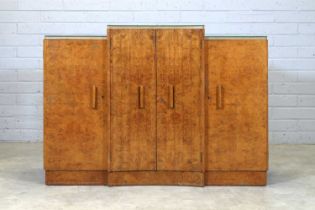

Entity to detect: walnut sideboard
[44,25,268,186]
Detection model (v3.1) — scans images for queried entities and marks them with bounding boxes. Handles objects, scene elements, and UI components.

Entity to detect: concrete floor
[0,143,314,210]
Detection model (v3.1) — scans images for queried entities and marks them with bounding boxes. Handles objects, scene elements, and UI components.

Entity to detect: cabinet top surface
[44,35,267,40]
[44,36,106,39]
[205,36,267,39]
[107,25,204,29]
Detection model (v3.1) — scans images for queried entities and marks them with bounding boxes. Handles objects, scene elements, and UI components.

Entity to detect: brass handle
[138,86,144,109]
[169,85,175,109]
[92,85,97,109]
[216,84,222,109]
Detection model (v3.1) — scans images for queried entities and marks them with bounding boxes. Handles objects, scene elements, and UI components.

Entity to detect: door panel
[109,29,156,171]
[156,29,205,171]
[206,39,268,171]
[44,39,106,170]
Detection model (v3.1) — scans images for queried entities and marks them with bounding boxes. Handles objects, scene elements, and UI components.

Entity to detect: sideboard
[44,25,268,186]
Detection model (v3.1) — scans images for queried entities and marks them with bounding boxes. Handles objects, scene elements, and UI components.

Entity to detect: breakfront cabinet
[44,26,268,186]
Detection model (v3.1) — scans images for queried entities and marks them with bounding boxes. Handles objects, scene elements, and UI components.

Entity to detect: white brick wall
[0,0,315,143]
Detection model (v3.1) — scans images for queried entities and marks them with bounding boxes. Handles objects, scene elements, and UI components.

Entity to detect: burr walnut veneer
[44,26,268,186]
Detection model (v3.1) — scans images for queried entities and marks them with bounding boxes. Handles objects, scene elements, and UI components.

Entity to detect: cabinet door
[156,29,205,171]
[44,39,107,170]
[206,39,268,171]
[109,29,156,171]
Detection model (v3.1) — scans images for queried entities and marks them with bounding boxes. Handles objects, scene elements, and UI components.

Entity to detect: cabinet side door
[156,29,205,171]
[206,39,268,171]
[109,29,157,171]
[44,39,107,170]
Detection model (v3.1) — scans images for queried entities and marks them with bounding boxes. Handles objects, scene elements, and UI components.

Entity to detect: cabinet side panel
[206,39,268,171]
[44,39,107,170]
[156,29,205,171]
[109,29,157,171]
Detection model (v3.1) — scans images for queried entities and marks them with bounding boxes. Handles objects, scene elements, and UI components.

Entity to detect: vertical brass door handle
[138,86,144,109]
[169,85,175,109]
[92,85,97,109]
[216,84,222,109]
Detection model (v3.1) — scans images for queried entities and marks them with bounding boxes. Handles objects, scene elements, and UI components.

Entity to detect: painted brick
[0,117,41,129]
[63,0,110,10]
[205,23,297,35]
[16,94,42,105]
[0,94,16,105]
[272,83,315,94]
[18,0,63,10]
[0,47,16,57]
[298,48,315,58]
[109,0,149,10]
[134,12,180,23]
[17,47,42,58]
[270,108,315,119]
[18,23,107,35]
[298,72,315,82]
[269,95,298,107]
[203,0,299,11]
[41,11,134,23]
[297,0,315,10]
[0,118,14,128]
[0,58,42,69]
[16,23,41,34]
[272,35,315,47]
[176,0,204,10]
[269,59,315,70]
[147,0,180,10]
[41,12,88,22]
[15,117,43,129]
[0,11,40,22]
[0,82,42,93]
[17,70,42,81]
[297,120,315,131]
[269,120,297,131]
[0,23,17,34]
[269,47,298,58]
[269,132,315,144]
[180,11,274,23]
[297,132,315,143]
[0,105,41,117]
[298,96,315,107]
[0,35,42,46]
[299,24,315,34]
[0,0,18,10]
[269,71,298,82]
[274,11,315,23]
[0,70,17,81]
[0,129,42,141]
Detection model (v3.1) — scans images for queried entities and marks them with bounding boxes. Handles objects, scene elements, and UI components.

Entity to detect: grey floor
[0,143,314,210]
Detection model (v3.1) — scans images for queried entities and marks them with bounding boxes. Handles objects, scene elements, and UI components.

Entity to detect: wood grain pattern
[46,171,107,185]
[44,30,268,186]
[206,171,267,186]
[156,29,205,171]
[206,39,268,171]
[108,171,204,186]
[109,29,157,171]
[44,39,107,170]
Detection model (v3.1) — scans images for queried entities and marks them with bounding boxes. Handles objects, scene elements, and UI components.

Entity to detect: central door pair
[109,27,205,173]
